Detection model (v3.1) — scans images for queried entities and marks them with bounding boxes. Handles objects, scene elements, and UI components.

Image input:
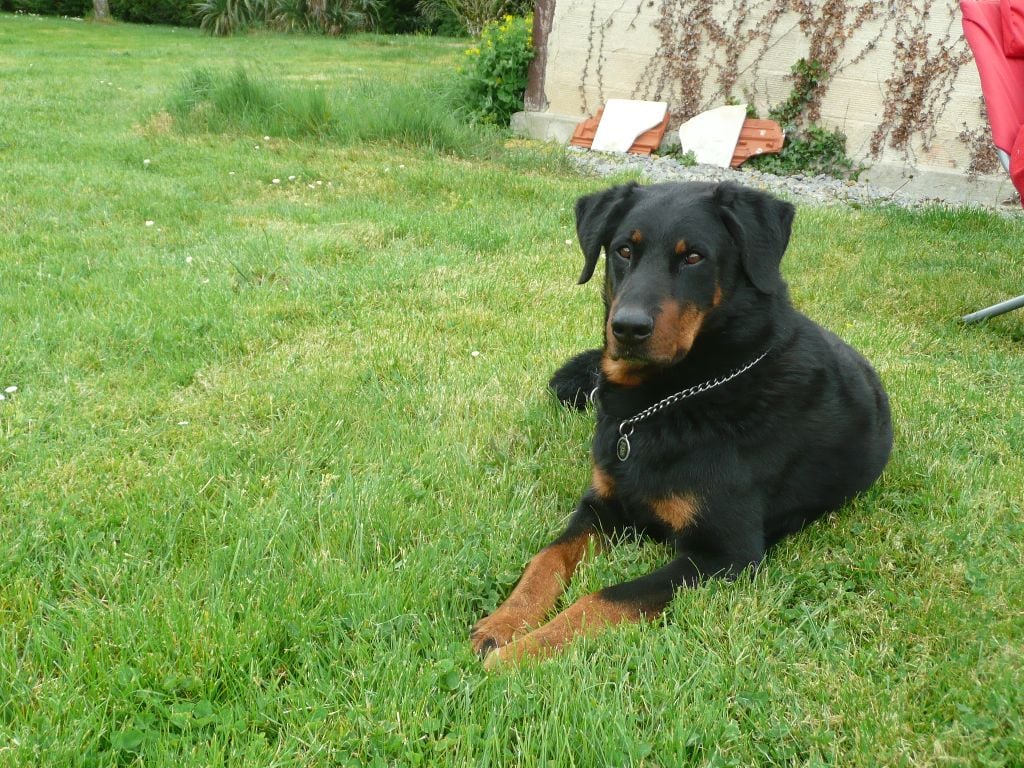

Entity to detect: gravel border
[567,148,1022,214]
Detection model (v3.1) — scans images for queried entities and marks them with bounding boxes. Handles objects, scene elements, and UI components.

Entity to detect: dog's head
[574,181,794,379]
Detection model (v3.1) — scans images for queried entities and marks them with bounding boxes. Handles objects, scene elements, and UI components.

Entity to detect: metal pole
[962,294,1024,324]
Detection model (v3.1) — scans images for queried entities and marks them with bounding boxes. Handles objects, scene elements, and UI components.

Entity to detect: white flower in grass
[145,220,154,227]
[288,175,296,181]
[143,158,151,167]
[263,136,270,141]
[471,350,480,358]
[5,386,17,394]
[272,178,281,184]
[0,394,5,401]
[185,256,193,264]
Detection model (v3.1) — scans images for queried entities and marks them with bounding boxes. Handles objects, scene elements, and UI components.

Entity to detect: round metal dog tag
[616,434,631,462]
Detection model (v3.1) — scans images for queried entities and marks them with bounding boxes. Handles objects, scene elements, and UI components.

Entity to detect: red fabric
[962,0,1024,204]
[1001,0,1024,57]
[1012,126,1024,195]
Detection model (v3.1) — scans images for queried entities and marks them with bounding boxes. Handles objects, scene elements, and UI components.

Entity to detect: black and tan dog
[471,181,893,668]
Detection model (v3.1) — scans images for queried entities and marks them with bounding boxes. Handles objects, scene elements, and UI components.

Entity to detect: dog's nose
[611,308,654,344]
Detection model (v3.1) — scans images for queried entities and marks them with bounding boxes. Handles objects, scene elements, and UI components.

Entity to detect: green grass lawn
[1,14,1022,767]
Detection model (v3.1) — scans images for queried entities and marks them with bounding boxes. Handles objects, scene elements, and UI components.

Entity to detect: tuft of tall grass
[167,67,500,157]
[167,68,335,138]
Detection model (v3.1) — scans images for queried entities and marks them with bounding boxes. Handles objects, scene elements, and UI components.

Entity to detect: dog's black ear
[574,182,639,284]
[713,182,795,294]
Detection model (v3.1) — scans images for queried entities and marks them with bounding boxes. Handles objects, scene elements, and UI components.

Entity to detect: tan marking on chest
[591,463,616,499]
[651,493,700,532]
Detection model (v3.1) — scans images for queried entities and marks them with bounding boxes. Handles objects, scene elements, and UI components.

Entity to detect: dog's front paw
[481,645,506,671]
[548,349,602,410]
[470,611,523,659]
[480,630,547,671]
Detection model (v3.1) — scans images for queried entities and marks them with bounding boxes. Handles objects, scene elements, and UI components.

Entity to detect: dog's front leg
[548,348,603,410]
[471,502,604,659]
[483,547,760,669]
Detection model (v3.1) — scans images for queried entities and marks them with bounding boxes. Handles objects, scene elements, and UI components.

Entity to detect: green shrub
[110,0,198,25]
[766,58,828,133]
[374,0,424,32]
[416,0,530,36]
[5,0,210,22]
[456,14,533,126]
[745,58,863,180]
[193,0,249,35]
[7,0,90,17]
[748,124,863,180]
[194,0,380,35]
[417,3,462,35]
[294,0,380,34]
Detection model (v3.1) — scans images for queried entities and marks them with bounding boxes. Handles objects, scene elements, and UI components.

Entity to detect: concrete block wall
[522,0,1017,205]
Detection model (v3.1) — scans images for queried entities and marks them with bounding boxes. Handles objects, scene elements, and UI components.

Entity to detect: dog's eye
[616,245,632,260]
[683,251,704,266]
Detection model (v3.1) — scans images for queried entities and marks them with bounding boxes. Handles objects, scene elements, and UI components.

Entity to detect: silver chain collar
[612,348,772,462]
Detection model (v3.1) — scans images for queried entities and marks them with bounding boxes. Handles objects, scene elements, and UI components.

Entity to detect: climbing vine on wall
[958,99,1002,177]
[580,0,979,163]
[617,0,887,125]
[868,0,974,158]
